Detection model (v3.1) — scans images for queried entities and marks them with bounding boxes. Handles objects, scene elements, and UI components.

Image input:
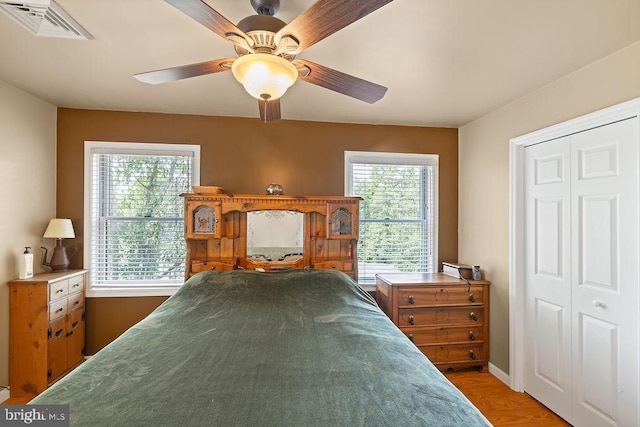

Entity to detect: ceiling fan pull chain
[261,94,270,123]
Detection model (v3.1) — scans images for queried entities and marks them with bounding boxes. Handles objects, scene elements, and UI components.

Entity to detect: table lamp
[43,218,75,271]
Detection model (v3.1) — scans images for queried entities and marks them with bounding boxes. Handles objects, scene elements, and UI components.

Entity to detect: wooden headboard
[181,194,361,280]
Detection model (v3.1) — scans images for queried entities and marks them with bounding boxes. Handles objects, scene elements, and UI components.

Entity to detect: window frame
[84,141,200,297]
[344,151,439,284]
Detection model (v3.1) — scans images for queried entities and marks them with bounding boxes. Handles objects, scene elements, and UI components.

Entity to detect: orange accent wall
[56,108,458,354]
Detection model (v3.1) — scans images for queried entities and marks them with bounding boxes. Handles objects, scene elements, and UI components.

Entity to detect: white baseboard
[0,388,10,403]
[488,362,510,387]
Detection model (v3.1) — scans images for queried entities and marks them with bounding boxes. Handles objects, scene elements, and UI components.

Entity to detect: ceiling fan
[134,0,394,122]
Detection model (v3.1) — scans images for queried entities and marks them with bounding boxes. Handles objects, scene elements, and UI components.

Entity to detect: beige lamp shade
[43,218,75,239]
[231,53,298,101]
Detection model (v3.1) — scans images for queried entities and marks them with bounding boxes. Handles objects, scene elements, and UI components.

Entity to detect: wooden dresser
[375,272,490,371]
[8,269,87,399]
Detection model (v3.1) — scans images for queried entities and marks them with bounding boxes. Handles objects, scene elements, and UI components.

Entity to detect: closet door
[524,117,639,426]
[570,118,639,427]
[524,136,572,421]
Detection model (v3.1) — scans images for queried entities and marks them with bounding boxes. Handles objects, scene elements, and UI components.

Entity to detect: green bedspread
[31,269,491,426]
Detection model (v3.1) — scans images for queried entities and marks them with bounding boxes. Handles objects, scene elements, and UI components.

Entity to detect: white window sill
[359,283,376,292]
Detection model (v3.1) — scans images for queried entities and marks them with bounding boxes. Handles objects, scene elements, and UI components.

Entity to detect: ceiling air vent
[0,0,92,40]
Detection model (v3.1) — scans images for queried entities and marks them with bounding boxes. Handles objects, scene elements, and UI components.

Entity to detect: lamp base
[49,244,70,271]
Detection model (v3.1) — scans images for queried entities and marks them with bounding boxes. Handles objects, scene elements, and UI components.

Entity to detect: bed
[31,269,491,426]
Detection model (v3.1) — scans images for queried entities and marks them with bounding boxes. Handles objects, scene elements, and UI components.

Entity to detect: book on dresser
[375,272,490,372]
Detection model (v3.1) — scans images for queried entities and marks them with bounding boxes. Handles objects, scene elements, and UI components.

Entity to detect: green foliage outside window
[353,164,431,282]
[94,154,192,284]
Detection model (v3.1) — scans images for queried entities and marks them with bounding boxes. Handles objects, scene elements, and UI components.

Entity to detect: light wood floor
[445,370,571,426]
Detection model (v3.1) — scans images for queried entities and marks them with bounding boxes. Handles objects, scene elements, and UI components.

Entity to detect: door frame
[508,97,640,392]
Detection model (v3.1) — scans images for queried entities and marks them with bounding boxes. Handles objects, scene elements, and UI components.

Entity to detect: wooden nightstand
[8,269,88,399]
[375,272,490,371]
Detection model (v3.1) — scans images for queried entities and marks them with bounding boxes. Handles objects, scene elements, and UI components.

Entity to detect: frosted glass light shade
[43,218,75,239]
[231,53,298,101]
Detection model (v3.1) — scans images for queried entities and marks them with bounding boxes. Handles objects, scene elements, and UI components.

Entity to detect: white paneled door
[524,136,573,421]
[524,118,639,426]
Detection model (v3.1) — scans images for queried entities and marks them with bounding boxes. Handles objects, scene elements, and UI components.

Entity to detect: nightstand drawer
[398,285,485,307]
[419,343,485,364]
[398,306,484,327]
[403,325,484,345]
[49,280,69,301]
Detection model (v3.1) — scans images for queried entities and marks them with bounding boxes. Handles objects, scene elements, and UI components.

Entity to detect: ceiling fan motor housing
[235,14,288,56]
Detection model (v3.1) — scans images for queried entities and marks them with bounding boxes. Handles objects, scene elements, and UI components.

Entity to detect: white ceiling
[1,0,639,127]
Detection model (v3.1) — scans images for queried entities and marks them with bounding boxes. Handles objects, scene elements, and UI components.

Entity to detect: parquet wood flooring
[445,370,571,426]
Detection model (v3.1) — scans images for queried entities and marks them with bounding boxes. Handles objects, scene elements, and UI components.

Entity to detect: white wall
[0,80,56,389]
[458,40,640,374]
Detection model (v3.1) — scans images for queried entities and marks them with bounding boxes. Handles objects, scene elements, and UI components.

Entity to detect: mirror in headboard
[247,210,304,263]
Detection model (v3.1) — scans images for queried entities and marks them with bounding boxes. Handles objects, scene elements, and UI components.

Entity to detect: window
[345,151,438,284]
[84,142,200,296]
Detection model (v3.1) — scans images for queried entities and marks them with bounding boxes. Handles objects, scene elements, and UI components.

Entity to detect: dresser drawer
[403,325,484,345]
[49,280,69,301]
[398,285,485,307]
[49,299,68,321]
[68,275,84,294]
[398,306,484,327]
[418,343,485,364]
[68,292,84,312]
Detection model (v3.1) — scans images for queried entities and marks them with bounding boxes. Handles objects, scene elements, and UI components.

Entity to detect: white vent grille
[0,0,92,40]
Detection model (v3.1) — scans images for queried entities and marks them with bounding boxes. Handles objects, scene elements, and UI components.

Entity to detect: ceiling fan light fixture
[231,53,298,101]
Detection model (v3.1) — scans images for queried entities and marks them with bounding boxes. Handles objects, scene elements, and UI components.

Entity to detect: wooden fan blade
[275,0,393,53]
[165,0,251,44]
[293,59,387,104]
[134,58,234,85]
[258,98,281,122]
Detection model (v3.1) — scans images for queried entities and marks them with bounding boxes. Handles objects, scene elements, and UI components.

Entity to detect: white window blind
[85,142,200,296]
[345,151,438,284]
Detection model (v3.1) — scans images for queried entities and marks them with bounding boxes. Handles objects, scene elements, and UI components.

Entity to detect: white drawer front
[68,275,84,294]
[49,279,69,301]
[49,299,67,321]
